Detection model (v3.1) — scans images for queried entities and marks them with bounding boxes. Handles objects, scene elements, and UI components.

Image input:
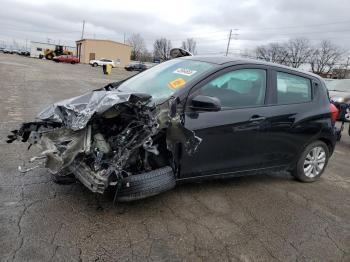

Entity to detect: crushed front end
[7,88,201,195]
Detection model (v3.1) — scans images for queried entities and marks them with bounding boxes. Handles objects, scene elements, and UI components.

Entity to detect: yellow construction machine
[44,45,73,60]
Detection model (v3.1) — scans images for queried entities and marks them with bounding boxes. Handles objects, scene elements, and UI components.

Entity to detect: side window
[198,69,266,108]
[277,72,311,104]
[36,47,42,51]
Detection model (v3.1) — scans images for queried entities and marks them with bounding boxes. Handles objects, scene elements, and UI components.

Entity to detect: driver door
[179,66,269,178]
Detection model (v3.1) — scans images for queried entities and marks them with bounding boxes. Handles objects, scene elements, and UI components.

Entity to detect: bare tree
[285,38,312,68]
[181,38,197,54]
[256,43,289,65]
[309,40,343,75]
[127,33,146,61]
[140,50,153,63]
[153,38,172,61]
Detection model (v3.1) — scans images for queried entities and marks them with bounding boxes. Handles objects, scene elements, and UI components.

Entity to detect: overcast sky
[1,0,350,55]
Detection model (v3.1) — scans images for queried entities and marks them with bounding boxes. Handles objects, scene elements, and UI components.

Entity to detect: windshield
[325,79,350,92]
[118,59,214,102]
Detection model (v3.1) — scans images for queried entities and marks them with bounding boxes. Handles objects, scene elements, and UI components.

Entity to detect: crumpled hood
[37,90,152,131]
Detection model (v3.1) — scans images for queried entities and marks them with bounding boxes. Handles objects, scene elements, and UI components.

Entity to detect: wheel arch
[318,137,335,155]
[288,136,334,172]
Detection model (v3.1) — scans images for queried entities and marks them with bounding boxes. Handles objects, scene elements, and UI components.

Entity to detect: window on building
[277,72,312,104]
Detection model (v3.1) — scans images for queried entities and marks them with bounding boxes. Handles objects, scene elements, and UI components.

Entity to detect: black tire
[71,61,75,64]
[117,166,175,202]
[291,141,329,182]
[51,169,77,185]
[93,63,98,67]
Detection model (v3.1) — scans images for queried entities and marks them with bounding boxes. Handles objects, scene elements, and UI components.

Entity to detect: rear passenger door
[256,69,320,168]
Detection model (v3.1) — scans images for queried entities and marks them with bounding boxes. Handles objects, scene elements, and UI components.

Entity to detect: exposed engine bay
[7,84,201,194]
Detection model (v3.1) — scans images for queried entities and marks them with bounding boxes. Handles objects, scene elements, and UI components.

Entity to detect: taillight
[330,103,338,124]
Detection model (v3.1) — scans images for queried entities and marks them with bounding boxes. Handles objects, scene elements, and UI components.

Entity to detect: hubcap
[303,146,326,178]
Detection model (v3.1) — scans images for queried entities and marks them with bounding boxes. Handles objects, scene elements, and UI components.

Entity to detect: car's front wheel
[116,166,175,202]
[93,63,98,67]
[51,169,76,185]
[292,141,329,182]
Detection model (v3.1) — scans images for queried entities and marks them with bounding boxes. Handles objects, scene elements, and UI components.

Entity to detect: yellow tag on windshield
[168,78,186,89]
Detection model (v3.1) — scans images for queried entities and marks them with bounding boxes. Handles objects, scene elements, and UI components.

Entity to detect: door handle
[249,115,266,122]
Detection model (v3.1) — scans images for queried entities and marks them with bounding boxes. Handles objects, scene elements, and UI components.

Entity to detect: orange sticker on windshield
[168,78,186,89]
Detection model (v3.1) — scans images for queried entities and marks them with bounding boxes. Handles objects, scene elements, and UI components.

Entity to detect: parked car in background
[325,79,350,121]
[9,56,338,201]
[20,51,30,56]
[53,55,80,64]
[89,58,115,68]
[124,63,147,72]
[3,49,13,54]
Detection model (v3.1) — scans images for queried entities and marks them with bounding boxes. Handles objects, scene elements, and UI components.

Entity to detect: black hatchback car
[8,56,338,201]
[124,63,148,72]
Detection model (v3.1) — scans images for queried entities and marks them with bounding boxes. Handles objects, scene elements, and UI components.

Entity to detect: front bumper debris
[8,86,201,194]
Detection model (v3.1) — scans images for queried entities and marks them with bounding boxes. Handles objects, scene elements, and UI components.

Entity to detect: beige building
[76,39,131,67]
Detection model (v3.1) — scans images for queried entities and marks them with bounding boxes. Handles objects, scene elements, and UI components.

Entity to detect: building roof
[30,41,75,48]
[76,38,131,47]
[181,55,321,79]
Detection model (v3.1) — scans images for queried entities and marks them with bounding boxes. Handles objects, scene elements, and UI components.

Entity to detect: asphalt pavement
[0,54,349,262]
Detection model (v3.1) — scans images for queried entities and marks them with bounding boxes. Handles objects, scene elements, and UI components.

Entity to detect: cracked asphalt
[0,53,349,262]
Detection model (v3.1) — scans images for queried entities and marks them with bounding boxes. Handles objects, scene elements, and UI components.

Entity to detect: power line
[243,19,350,31]
[240,28,350,36]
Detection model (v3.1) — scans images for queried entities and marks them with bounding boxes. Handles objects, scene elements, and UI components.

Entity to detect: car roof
[180,55,321,79]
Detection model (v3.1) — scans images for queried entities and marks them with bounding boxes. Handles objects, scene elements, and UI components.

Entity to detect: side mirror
[191,95,221,111]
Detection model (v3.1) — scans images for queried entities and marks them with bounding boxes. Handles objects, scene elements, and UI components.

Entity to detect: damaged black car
[8,56,338,201]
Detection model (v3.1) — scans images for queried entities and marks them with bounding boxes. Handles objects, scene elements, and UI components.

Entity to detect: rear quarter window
[277,72,312,104]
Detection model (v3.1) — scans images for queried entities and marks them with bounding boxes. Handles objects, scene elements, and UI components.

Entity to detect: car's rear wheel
[345,108,350,121]
[71,61,75,64]
[292,141,329,182]
[93,63,98,67]
[116,166,175,202]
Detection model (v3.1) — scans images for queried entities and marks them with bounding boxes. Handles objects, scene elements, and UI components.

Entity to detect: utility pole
[123,33,126,44]
[226,28,239,56]
[81,20,85,40]
[225,29,232,56]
